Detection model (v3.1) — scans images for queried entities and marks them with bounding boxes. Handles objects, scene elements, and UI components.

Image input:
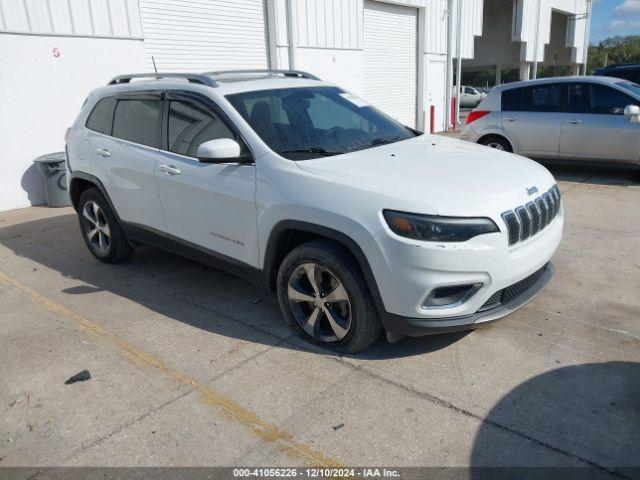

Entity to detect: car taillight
[64,127,71,143]
[466,110,490,124]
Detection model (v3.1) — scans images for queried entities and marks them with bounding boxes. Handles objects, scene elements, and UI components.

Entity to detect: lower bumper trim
[381,262,555,337]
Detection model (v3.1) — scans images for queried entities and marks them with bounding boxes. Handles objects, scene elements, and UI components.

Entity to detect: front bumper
[379,262,554,337]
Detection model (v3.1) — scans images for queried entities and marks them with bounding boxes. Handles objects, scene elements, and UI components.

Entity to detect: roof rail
[204,69,320,81]
[108,73,218,87]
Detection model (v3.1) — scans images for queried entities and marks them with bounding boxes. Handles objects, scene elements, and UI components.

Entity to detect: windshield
[617,81,640,98]
[226,86,418,159]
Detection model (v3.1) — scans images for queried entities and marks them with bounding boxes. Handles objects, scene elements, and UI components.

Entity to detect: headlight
[383,210,499,242]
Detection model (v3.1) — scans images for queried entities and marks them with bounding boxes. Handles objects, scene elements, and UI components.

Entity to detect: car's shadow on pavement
[542,163,640,187]
[470,361,640,478]
[0,213,467,360]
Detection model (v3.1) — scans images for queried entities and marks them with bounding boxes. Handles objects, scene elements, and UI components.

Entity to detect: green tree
[588,35,640,72]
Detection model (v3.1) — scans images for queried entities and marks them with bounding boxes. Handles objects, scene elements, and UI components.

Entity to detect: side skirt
[122,223,263,287]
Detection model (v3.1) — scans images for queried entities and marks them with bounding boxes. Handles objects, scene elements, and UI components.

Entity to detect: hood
[295,134,556,217]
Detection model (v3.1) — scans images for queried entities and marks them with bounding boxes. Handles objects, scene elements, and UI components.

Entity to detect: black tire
[276,240,381,353]
[479,135,513,152]
[77,188,133,263]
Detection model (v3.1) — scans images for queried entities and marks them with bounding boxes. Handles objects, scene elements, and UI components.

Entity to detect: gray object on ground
[33,152,71,207]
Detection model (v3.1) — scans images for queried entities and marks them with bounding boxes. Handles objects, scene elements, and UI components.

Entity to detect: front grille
[478,264,548,312]
[502,185,561,246]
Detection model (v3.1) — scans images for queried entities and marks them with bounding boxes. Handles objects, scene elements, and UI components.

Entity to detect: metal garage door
[139,0,268,72]
[363,1,418,128]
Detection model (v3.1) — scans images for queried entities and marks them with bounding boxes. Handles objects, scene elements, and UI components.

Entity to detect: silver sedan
[460,76,640,165]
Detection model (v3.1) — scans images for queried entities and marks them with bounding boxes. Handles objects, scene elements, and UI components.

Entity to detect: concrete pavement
[0,165,639,474]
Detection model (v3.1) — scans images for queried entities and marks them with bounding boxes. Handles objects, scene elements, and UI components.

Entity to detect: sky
[590,0,640,43]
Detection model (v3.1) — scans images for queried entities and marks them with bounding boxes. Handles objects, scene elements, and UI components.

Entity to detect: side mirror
[196,138,251,164]
[624,105,640,123]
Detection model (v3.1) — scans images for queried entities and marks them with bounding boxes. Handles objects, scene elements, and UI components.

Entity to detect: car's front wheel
[78,188,133,263]
[277,240,381,353]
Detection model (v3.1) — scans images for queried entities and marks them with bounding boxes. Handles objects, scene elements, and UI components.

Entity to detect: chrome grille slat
[537,197,549,228]
[515,206,531,241]
[526,201,540,236]
[543,192,554,219]
[502,186,561,247]
[502,211,520,246]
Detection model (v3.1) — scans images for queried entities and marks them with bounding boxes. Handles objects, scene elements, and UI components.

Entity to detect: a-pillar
[519,61,531,81]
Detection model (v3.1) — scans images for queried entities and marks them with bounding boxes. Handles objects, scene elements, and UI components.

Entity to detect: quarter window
[501,88,521,111]
[167,101,235,157]
[112,99,162,147]
[85,97,116,135]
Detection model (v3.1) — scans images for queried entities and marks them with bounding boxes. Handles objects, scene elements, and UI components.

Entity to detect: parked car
[459,86,485,108]
[461,76,640,165]
[66,70,562,353]
[595,63,640,84]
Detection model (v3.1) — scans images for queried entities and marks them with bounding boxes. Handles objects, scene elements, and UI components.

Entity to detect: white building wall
[424,0,447,54]
[0,0,146,212]
[138,0,268,71]
[0,0,143,37]
[512,0,589,64]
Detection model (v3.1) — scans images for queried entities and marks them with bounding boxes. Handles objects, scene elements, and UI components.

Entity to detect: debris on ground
[332,423,345,431]
[64,370,91,385]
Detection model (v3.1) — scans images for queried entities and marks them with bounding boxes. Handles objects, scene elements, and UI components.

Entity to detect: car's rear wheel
[277,240,381,353]
[78,188,133,263]
[479,136,512,152]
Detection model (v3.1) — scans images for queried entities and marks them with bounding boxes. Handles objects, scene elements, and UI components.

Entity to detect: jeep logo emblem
[526,186,539,196]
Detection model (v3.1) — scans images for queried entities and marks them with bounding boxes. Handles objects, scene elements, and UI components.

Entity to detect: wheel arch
[262,221,384,309]
[69,172,121,222]
[477,132,515,152]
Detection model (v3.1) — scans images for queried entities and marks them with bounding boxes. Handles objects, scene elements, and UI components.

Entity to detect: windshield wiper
[368,136,400,147]
[278,148,342,157]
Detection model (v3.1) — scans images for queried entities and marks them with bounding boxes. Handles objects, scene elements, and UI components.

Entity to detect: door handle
[503,117,517,122]
[95,148,111,157]
[159,164,181,176]
[567,119,582,125]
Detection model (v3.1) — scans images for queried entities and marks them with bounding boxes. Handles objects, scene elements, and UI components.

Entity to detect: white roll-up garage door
[363,1,418,128]
[139,0,268,72]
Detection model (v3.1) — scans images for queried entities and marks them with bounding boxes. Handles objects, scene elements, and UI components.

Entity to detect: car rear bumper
[380,262,554,337]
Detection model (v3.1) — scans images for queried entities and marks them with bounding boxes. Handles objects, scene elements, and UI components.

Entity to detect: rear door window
[567,84,591,113]
[112,99,162,147]
[521,84,563,112]
[85,97,116,135]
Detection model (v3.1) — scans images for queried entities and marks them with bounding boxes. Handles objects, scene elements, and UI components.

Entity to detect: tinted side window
[168,101,234,157]
[521,84,562,112]
[502,88,522,111]
[85,97,116,135]
[112,99,161,147]
[590,84,636,115]
[567,84,591,113]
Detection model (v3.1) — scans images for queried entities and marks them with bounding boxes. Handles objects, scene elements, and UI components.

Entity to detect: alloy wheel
[82,201,111,255]
[486,142,505,150]
[287,262,352,343]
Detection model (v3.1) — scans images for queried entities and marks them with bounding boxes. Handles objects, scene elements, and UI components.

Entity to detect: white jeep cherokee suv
[66,70,563,353]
